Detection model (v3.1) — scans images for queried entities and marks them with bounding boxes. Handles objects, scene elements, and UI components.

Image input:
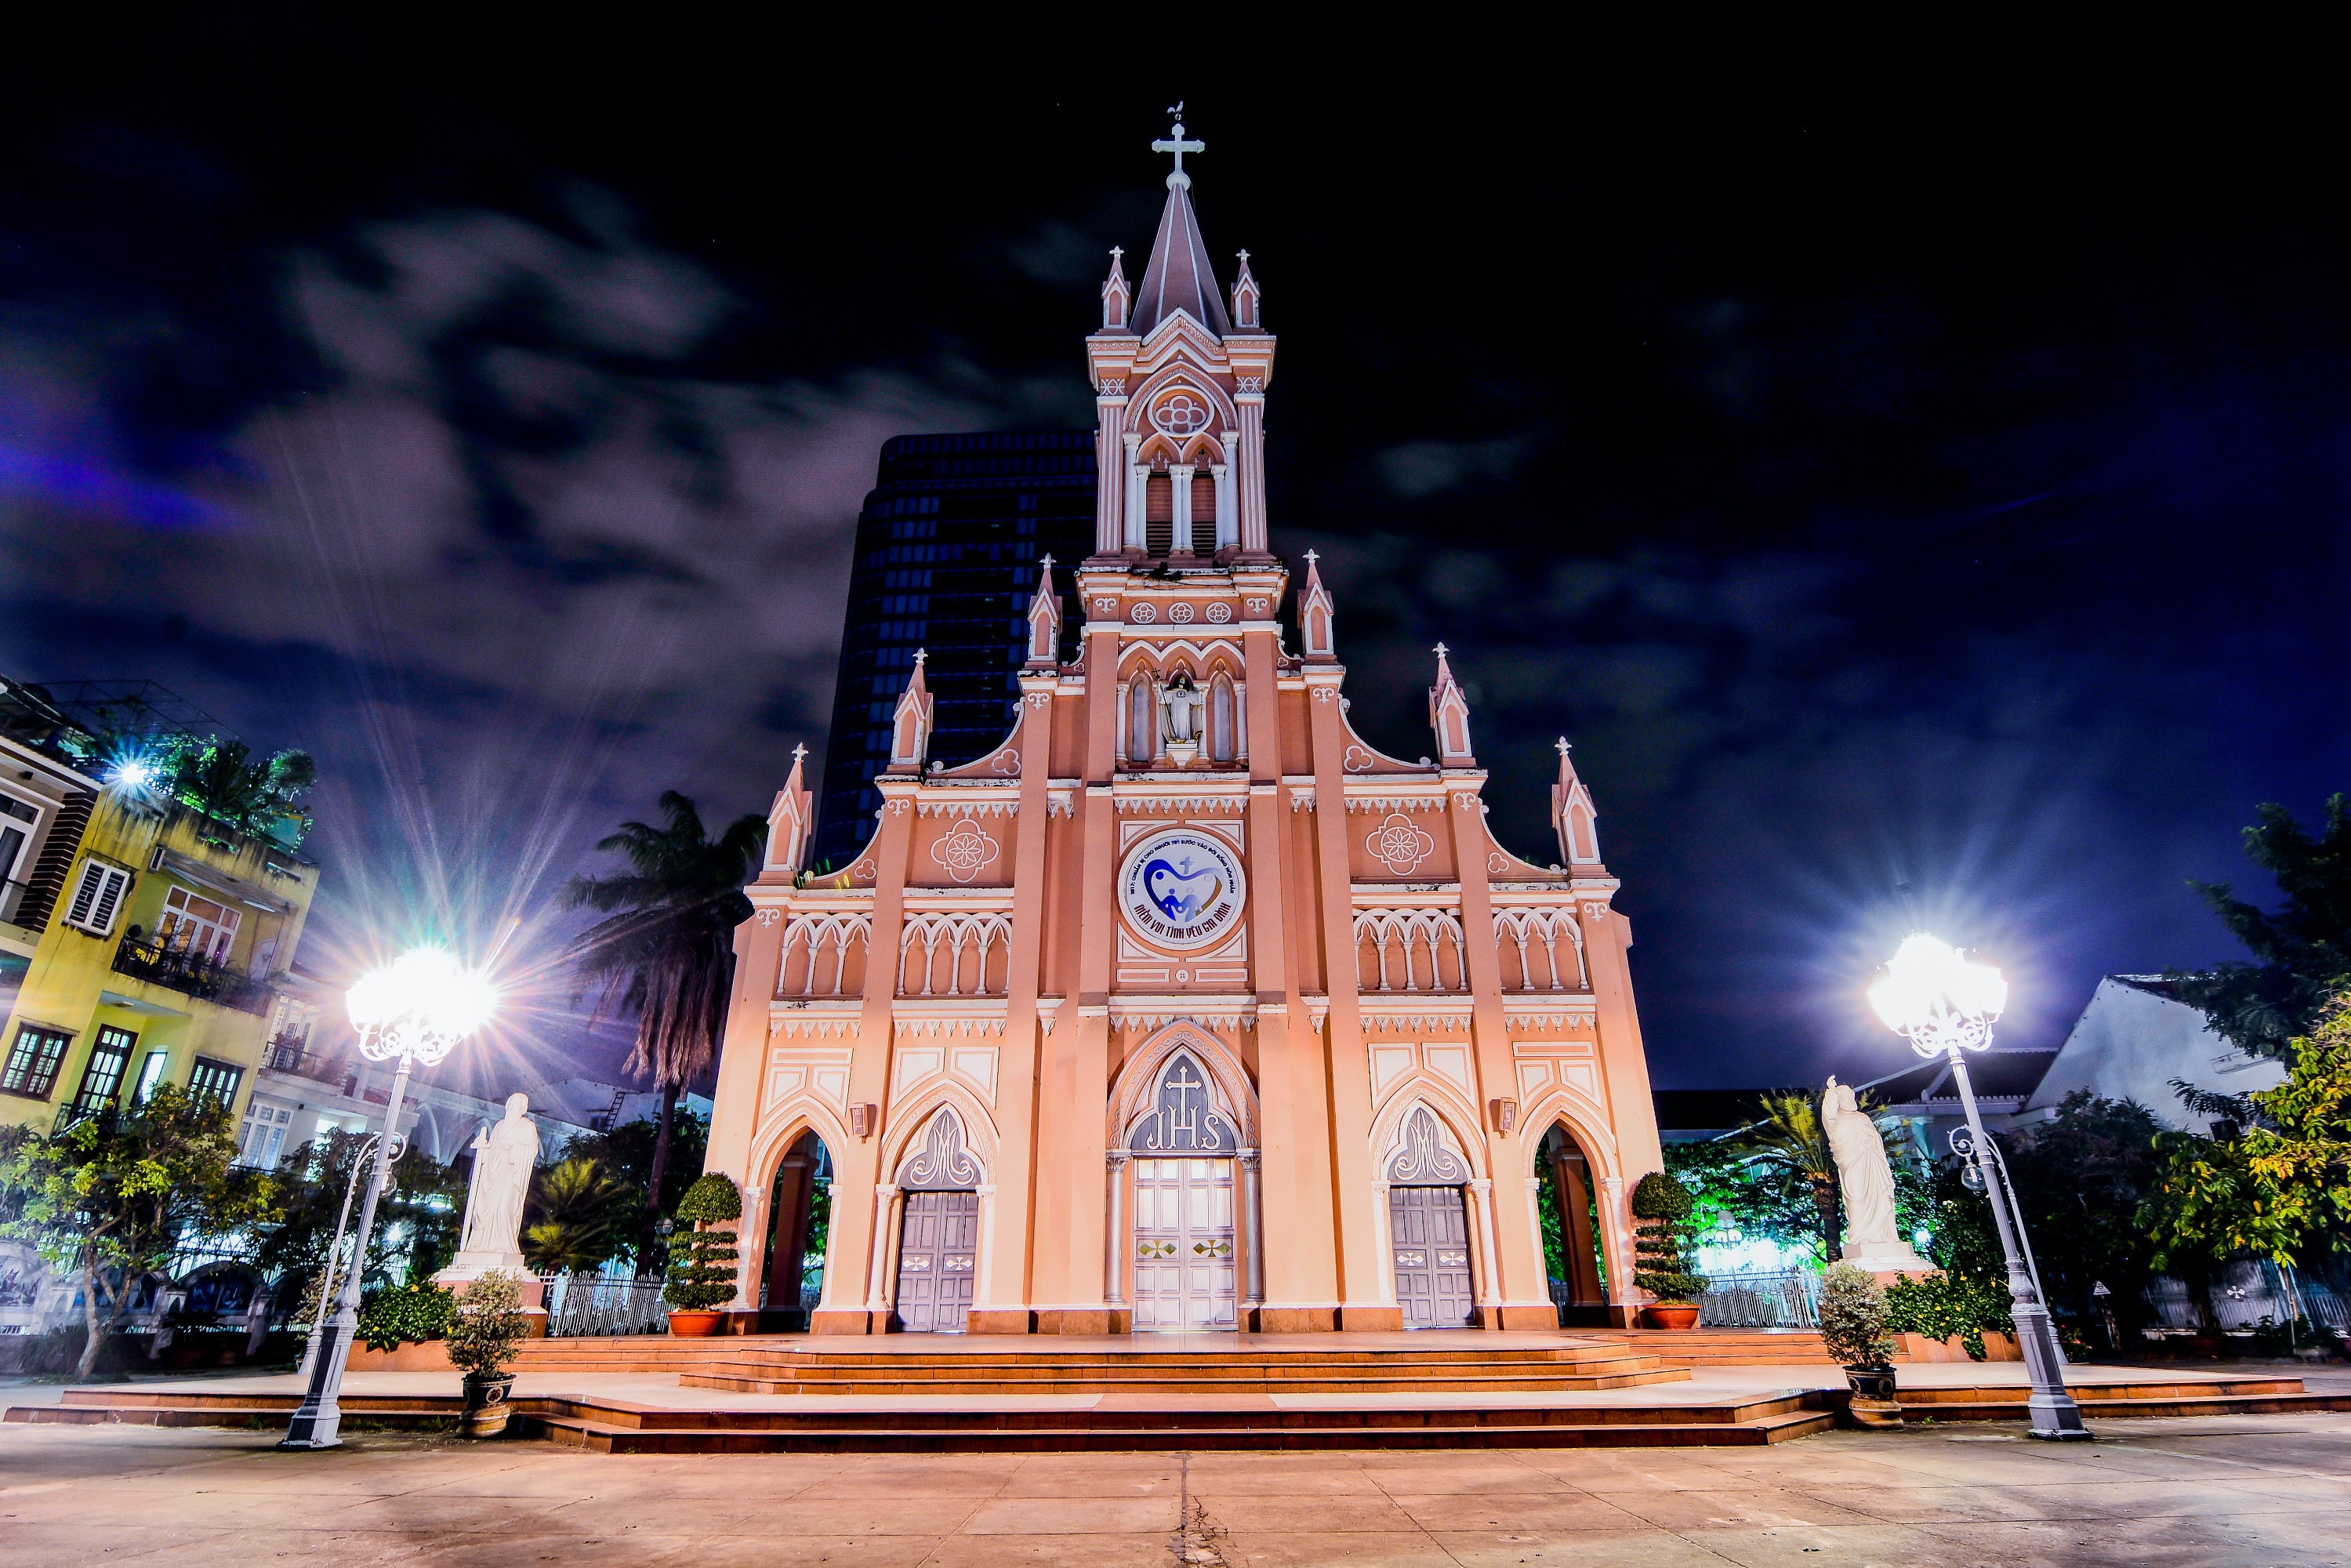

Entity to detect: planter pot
[459,1372,514,1439]
[1639,1303,1702,1331]
[667,1310,724,1338]
[1844,1363,1902,1428]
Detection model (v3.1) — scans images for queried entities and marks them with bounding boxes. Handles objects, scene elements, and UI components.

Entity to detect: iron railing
[111,936,273,1014]
[539,1272,670,1338]
[1697,1269,1821,1329]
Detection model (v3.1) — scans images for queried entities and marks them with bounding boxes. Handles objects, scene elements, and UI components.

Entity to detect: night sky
[4,26,2344,1094]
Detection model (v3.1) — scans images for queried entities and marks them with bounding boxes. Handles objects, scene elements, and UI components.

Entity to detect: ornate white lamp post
[281,947,497,1449]
[1867,933,2087,1439]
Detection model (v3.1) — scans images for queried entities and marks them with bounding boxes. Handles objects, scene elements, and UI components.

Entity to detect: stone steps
[1898,1377,2351,1422]
[1580,1328,1835,1364]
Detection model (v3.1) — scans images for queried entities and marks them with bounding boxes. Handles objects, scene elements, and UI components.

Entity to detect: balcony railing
[111,936,273,1014]
[262,1033,323,1074]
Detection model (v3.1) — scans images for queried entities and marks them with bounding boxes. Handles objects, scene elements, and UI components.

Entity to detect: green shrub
[1629,1171,1709,1305]
[1884,1271,2012,1360]
[444,1270,528,1380]
[1818,1262,1894,1367]
[355,1281,453,1352]
[663,1174,743,1312]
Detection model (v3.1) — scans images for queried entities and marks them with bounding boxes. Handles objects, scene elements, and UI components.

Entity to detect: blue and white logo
[1118,829,1247,951]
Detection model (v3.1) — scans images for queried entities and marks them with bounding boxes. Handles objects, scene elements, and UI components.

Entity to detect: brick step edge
[1900,1379,2303,1403]
[517,1411,1835,1453]
[530,1396,1823,1432]
[9,1406,456,1428]
[1901,1392,2351,1422]
[674,1373,1695,1397]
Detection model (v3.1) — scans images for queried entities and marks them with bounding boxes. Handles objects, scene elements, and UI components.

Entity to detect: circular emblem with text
[1118,829,1246,951]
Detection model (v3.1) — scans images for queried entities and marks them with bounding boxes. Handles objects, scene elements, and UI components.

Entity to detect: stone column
[974,1182,999,1313]
[1216,431,1239,549]
[865,1183,903,1319]
[1552,1152,1605,1309]
[1235,393,1268,552]
[1170,465,1196,554]
[1468,1178,1503,1328]
[1601,1174,1631,1323]
[1104,1152,1130,1305]
[1371,1180,1397,1305]
[1239,1149,1265,1305]
[1126,448,1148,551]
[1096,396,1130,554]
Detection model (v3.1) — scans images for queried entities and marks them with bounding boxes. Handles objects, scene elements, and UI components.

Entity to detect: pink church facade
[703,124,1668,1335]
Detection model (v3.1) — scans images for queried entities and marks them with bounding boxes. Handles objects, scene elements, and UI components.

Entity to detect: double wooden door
[1131,1157,1237,1330]
[1390,1185,1475,1327]
[894,1189,978,1333]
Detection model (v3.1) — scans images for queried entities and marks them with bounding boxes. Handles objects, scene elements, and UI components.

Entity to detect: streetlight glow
[1867,932,2008,1056]
[105,755,158,792]
[282,943,499,1450]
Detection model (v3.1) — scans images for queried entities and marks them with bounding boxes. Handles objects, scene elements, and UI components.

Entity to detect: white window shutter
[64,861,129,937]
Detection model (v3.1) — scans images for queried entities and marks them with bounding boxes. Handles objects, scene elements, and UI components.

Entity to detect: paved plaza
[5,1403,2349,1566]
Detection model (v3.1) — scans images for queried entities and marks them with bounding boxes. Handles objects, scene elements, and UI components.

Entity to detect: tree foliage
[1816,1261,1893,1367]
[0,1087,278,1377]
[1731,1088,1844,1261]
[444,1269,528,1380]
[522,1158,631,1275]
[2171,795,2351,1060]
[1629,1171,1707,1304]
[566,792,763,1248]
[356,1280,452,1352]
[2004,1091,2165,1342]
[249,1129,465,1298]
[2140,999,2351,1271]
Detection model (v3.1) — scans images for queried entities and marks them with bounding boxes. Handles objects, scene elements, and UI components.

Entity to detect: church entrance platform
[14,1341,2349,1454]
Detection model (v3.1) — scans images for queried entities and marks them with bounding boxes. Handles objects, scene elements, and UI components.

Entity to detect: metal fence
[1696,1269,1821,1328]
[2146,1261,2351,1338]
[540,1273,669,1338]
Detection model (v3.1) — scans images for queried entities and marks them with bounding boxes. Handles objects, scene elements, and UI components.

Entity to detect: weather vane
[1152,104,1203,191]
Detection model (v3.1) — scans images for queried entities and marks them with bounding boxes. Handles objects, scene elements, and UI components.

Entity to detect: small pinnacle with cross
[1304,548,1319,565]
[914,648,927,666]
[793,742,809,764]
[1433,642,1449,658]
[1040,554,1054,571]
[1238,249,1250,263]
[1152,106,1204,191]
[1109,246,1123,265]
[1555,736,1571,756]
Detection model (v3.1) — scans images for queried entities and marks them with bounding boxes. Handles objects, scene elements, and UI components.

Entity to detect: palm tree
[523,1158,631,1276]
[1736,1088,1844,1263]
[565,791,765,1261]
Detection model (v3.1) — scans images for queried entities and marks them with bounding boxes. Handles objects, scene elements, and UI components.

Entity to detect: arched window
[1128,678,1156,765]
[1144,471,1174,557]
[1210,677,1236,763]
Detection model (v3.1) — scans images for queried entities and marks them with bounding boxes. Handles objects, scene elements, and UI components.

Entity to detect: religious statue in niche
[1821,1076,1935,1279]
[1160,671,1203,765]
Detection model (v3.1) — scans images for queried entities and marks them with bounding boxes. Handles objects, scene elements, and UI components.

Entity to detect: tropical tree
[2171,795,2351,1060]
[2140,997,2351,1276]
[2004,1092,2166,1345]
[0,1087,278,1377]
[249,1129,465,1298]
[522,1158,633,1275]
[566,791,764,1260]
[1733,1089,1844,1262]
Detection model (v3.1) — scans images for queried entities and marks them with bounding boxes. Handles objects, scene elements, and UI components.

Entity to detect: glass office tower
[812,431,1094,871]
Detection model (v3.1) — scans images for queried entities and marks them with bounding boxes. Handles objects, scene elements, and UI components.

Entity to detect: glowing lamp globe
[107,756,158,791]
[1867,932,2008,1058]
[346,947,498,1066]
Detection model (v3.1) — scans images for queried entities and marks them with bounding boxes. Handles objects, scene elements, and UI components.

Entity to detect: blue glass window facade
[812,431,1094,870]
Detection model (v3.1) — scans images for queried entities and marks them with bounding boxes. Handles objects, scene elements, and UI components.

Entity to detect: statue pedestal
[434,1256,548,1317]
[1840,1241,1936,1286]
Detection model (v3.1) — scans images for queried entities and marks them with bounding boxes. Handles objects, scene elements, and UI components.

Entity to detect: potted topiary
[1629,1171,1710,1330]
[1819,1261,1900,1427]
[444,1270,528,1438]
[663,1174,743,1337]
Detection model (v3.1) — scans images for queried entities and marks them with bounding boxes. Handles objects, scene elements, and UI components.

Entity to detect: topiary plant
[663,1174,743,1312]
[1819,1261,1895,1369]
[1630,1171,1710,1305]
[444,1270,528,1381]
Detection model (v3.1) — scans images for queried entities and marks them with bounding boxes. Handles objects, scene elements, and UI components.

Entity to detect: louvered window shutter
[64,861,129,936]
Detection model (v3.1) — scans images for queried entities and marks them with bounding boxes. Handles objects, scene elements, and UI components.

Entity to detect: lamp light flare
[1867,931,2008,1057]
[346,946,499,1065]
[106,755,158,791]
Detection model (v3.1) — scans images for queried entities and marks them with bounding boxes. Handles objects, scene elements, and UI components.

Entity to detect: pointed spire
[1551,736,1602,867]
[1231,249,1262,332]
[1134,111,1229,338]
[886,651,933,774]
[1101,246,1131,332]
[1025,556,1062,667]
[1300,549,1337,661]
[1428,643,1474,765]
[768,743,815,873]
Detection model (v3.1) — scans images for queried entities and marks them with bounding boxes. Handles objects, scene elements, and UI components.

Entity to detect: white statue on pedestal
[439,1094,539,1281]
[1822,1076,1935,1277]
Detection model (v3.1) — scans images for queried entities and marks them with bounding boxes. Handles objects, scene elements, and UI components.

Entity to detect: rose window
[1152,391,1210,436]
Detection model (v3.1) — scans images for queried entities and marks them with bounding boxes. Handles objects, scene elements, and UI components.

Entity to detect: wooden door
[1131,1157,1236,1330]
[1390,1185,1475,1327]
[894,1189,978,1333]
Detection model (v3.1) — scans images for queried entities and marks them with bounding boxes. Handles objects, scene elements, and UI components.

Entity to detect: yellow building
[0,700,321,1133]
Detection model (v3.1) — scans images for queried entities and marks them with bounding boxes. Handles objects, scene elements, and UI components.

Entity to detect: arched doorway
[1536,1123,1609,1326]
[758,1130,832,1332]
[891,1109,981,1334]
[1125,1049,1240,1331]
[1383,1105,1476,1328]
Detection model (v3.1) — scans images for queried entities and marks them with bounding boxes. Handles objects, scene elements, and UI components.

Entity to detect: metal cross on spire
[1152,104,1204,191]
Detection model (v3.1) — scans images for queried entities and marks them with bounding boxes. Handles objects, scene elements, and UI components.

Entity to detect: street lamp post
[1867,933,2089,1440]
[281,948,497,1450]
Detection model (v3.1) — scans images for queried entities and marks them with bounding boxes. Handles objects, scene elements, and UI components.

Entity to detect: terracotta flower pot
[460,1372,514,1438]
[1640,1303,1702,1331]
[668,1309,724,1338]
